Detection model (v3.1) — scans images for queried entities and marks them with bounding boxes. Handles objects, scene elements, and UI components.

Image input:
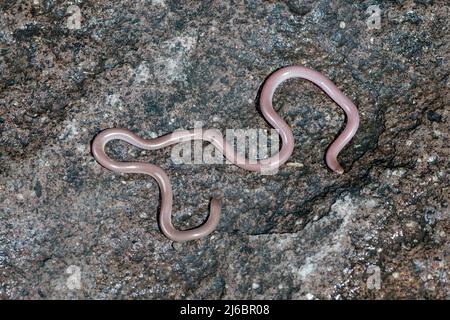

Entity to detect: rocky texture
[0,0,448,299]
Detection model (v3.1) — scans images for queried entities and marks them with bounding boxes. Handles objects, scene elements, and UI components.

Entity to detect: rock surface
[0,0,448,299]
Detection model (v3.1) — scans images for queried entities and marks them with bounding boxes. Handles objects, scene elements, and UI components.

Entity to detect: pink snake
[92,66,360,242]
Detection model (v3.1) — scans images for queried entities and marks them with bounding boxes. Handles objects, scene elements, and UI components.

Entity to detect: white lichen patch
[134,62,151,84]
[106,93,124,110]
[294,258,316,280]
[58,118,79,141]
[151,0,166,7]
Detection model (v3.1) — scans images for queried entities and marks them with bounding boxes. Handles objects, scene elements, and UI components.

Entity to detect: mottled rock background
[0,0,448,299]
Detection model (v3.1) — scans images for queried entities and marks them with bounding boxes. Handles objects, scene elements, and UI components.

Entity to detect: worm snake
[92,66,360,242]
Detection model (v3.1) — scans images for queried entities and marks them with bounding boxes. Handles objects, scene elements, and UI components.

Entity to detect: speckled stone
[0,0,448,299]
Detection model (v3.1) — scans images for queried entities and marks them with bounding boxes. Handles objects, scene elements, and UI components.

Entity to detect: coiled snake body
[92,66,360,242]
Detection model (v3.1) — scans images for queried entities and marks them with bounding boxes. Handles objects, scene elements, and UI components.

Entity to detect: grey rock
[0,0,448,299]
